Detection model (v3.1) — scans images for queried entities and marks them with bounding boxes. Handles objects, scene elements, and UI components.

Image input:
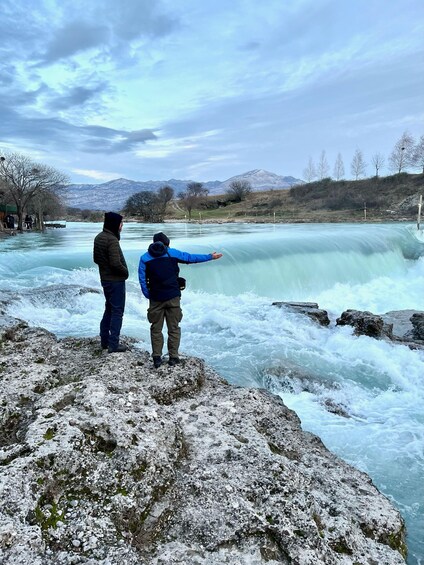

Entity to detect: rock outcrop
[272,302,330,326]
[0,316,407,564]
[336,310,394,339]
[338,309,424,348]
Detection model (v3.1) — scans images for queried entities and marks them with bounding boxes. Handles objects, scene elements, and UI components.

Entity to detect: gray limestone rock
[0,315,407,564]
[272,302,330,326]
[381,310,419,340]
[380,310,424,349]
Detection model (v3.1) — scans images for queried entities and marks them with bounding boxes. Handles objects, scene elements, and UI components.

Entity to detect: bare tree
[388,131,415,173]
[303,157,316,183]
[29,189,64,230]
[333,153,345,181]
[317,150,330,180]
[226,179,252,202]
[413,135,424,174]
[350,149,367,180]
[371,152,385,177]
[0,179,6,232]
[178,182,209,220]
[0,151,68,231]
[124,191,165,222]
[158,184,174,205]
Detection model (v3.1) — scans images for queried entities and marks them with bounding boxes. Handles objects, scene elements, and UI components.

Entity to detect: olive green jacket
[93,229,129,281]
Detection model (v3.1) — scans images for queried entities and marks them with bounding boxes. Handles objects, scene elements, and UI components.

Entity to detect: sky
[0,0,423,184]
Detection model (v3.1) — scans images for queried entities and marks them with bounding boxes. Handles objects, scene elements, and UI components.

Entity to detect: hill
[65,170,303,211]
[167,173,424,223]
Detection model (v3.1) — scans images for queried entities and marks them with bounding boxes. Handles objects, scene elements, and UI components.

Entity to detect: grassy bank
[166,173,424,224]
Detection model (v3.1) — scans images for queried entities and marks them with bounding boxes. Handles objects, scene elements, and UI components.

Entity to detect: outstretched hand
[211,251,223,260]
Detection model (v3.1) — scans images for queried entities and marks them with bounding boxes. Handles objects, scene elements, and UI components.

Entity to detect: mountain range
[65,169,303,211]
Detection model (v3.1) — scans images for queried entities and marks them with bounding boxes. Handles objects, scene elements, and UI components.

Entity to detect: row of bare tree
[303,131,424,183]
[0,151,68,231]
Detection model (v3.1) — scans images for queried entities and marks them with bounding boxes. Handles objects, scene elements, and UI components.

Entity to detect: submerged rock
[0,316,407,564]
[0,285,102,315]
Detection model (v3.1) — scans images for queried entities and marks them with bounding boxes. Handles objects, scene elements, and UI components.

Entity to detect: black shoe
[168,357,180,367]
[153,356,162,369]
[101,343,108,350]
[108,344,128,353]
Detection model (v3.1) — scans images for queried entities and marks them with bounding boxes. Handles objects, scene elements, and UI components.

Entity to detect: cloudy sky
[1,0,423,184]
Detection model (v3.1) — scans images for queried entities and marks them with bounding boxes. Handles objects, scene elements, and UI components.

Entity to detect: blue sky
[1,0,423,184]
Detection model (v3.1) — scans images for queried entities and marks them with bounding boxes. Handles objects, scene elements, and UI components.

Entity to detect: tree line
[303,131,424,183]
[123,179,253,222]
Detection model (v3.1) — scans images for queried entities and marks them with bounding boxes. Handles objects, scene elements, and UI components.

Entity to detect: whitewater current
[1,221,423,564]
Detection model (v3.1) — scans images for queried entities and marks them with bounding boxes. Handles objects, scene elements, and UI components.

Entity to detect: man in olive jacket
[93,212,129,353]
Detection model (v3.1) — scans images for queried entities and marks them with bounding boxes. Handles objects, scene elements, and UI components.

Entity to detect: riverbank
[0,313,407,564]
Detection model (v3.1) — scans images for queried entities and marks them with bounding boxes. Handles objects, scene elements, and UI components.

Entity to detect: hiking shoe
[108,344,128,353]
[168,357,180,367]
[153,356,162,368]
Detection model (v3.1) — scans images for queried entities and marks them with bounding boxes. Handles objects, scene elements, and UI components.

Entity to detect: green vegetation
[329,538,353,555]
[35,496,65,531]
[43,428,56,440]
[387,527,408,559]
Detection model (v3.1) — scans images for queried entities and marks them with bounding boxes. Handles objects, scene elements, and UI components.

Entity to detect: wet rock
[272,301,330,326]
[336,309,393,339]
[0,314,407,564]
[410,312,424,341]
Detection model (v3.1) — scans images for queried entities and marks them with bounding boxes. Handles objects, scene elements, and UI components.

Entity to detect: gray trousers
[147,297,183,357]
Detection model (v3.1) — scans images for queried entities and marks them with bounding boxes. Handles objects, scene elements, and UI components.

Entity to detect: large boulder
[0,316,406,564]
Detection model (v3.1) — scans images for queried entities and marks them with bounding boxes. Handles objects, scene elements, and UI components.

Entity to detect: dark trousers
[100,281,126,350]
[147,297,183,357]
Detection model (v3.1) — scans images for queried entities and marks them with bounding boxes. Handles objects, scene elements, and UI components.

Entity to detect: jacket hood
[148,241,167,258]
[153,232,170,246]
[103,212,123,239]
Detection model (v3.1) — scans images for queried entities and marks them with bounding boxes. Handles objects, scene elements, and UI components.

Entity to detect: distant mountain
[221,169,301,191]
[65,170,303,211]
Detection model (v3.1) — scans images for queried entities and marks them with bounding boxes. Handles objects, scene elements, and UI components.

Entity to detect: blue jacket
[138,241,213,301]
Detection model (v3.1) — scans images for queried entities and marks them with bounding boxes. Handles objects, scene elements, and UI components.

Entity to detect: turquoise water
[1,221,423,563]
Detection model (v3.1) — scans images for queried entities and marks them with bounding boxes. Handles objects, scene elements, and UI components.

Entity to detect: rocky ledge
[0,315,406,564]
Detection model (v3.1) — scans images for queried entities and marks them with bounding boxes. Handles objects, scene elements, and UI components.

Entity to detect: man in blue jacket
[139,232,222,368]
